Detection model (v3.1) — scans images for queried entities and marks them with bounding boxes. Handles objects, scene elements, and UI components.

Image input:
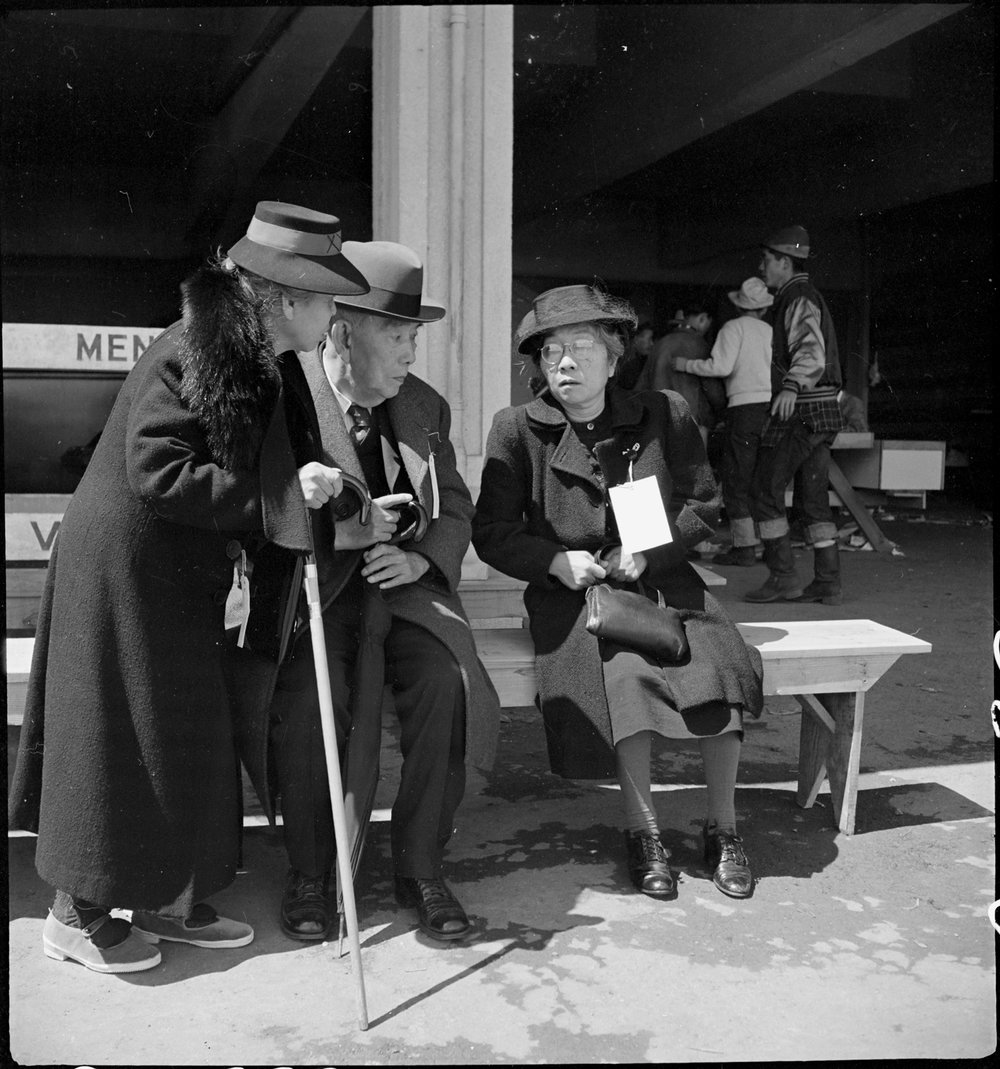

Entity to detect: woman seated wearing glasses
[472,284,763,900]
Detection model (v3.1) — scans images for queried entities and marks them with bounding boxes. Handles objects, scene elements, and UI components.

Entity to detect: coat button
[226,539,243,560]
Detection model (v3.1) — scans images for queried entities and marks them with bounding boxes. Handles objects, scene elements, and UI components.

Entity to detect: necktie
[347,403,372,446]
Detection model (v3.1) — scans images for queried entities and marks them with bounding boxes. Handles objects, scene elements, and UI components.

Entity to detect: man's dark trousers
[269,575,467,880]
[720,402,768,542]
[751,417,838,545]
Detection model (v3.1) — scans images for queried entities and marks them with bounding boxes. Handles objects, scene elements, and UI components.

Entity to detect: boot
[744,534,803,602]
[712,545,757,567]
[799,543,842,605]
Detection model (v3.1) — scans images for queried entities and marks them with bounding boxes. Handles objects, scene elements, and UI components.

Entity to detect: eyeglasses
[539,338,599,367]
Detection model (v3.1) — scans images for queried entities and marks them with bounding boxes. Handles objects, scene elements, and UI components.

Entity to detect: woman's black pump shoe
[703,825,754,898]
[624,830,677,898]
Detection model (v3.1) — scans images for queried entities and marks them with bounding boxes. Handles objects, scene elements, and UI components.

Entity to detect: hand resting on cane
[298,462,344,508]
[336,492,413,551]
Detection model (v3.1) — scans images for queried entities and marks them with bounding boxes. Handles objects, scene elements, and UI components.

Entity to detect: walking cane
[302,549,369,1030]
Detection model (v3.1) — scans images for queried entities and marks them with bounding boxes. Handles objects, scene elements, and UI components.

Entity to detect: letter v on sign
[31,520,61,551]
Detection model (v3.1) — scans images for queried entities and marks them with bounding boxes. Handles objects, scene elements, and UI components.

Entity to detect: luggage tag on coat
[224,550,251,648]
[607,445,672,554]
[426,430,441,519]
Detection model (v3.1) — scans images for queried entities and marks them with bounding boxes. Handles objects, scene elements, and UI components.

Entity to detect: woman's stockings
[698,730,741,833]
[615,730,659,835]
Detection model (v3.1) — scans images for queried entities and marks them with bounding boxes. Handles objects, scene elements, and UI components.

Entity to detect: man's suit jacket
[296,353,500,771]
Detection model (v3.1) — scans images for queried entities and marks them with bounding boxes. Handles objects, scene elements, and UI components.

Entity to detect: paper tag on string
[428,451,440,519]
[607,476,672,553]
[223,552,251,647]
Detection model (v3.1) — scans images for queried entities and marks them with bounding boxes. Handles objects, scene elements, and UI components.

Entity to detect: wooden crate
[835,440,946,492]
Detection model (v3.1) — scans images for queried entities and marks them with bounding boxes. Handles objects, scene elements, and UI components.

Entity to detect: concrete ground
[7,501,995,1065]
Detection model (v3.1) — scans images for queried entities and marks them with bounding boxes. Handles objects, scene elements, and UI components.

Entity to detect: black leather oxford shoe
[703,826,754,899]
[624,829,677,898]
[394,876,471,941]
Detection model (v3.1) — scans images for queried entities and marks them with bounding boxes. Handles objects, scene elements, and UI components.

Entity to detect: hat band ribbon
[362,285,424,318]
[246,218,342,256]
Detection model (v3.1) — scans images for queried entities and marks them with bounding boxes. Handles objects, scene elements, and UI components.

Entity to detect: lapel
[385,379,434,506]
[526,387,647,489]
[297,348,366,483]
[597,387,649,486]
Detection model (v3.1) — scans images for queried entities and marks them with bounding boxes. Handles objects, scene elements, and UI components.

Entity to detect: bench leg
[794,691,864,835]
[796,696,831,810]
[826,691,865,836]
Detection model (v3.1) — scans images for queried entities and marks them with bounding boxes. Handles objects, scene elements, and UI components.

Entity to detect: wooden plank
[827,460,894,552]
[831,431,874,450]
[826,691,866,834]
[796,707,828,809]
[798,692,836,732]
[762,653,901,696]
[735,619,931,659]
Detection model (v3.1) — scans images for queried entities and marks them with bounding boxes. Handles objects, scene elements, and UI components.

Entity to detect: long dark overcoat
[472,386,763,778]
[7,264,313,915]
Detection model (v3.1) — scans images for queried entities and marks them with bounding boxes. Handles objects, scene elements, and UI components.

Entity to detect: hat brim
[227,239,370,296]
[761,243,809,260]
[728,289,772,310]
[334,298,446,324]
[515,309,634,355]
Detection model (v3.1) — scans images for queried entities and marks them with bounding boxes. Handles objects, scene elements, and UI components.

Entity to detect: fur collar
[177,262,281,471]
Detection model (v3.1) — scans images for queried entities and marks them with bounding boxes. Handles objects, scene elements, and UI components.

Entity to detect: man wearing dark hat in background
[271,241,500,943]
[746,225,846,604]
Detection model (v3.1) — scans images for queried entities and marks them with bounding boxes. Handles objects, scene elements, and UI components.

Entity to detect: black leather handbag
[584,581,689,662]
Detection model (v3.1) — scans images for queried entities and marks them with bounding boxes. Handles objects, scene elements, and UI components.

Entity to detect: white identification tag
[223,550,251,647]
[426,432,441,519]
[608,476,673,553]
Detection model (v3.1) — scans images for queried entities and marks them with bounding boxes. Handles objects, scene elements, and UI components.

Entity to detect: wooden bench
[5,598,932,837]
[471,618,931,835]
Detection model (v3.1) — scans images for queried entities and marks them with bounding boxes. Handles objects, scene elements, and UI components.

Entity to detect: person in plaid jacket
[746,226,846,604]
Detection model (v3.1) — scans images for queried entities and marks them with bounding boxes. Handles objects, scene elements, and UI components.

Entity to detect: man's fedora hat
[728,277,774,311]
[514,284,637,355]
[333,241,446,323]
[227,202,370,295]
[762,225,810,260]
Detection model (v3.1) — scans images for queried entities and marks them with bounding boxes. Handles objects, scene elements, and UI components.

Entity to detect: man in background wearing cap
[270,241,499,943]
[670,278,774,567]
[746,225,846,604]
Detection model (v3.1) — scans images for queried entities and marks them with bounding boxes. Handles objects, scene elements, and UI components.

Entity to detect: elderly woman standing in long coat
[473,284,764,902]
[8,202,369,973]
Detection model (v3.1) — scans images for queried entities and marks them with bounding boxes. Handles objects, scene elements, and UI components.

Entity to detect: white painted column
[372,4,513,494]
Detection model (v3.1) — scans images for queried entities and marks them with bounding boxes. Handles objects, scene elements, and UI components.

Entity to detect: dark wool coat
[472,386,763,778]
[7,264,312,915]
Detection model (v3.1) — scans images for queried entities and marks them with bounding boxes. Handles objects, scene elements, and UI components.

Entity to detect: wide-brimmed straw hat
[333,241,445,323]
[514,284,638,355]
[761,224,810,260]
[227,201,369,295]
[728,277,774,310]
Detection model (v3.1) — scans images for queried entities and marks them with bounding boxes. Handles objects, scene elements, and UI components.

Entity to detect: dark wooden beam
[517,4,968,220]
[184,6,368,249]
